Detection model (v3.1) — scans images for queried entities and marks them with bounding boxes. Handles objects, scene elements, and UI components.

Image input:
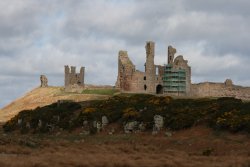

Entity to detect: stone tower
[168,45,176,64]
[64,65,85,87]
[145,41,156,93]
[115,51,135,91]
[40,75,48,87]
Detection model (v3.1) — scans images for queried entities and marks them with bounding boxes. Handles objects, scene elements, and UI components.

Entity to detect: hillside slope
[0,87,110,122]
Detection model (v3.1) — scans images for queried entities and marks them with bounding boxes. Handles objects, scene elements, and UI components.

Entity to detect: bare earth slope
[0,126,249,167]
[0,87,109,122]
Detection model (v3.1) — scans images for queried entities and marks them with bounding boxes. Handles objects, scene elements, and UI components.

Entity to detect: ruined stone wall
[40,75,48,87]
[65,65,85,92]
[173,55,191,94]
[115,42,250,99]
[190,79,250,100]
[130,71,146,92]
[168,46,176,64]
[116,42,189,95]
[155,65,164,92]
[116,51,135,91]
[145,41,156,93]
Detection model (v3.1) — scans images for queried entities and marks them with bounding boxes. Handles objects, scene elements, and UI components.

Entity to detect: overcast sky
[0,0,250,108]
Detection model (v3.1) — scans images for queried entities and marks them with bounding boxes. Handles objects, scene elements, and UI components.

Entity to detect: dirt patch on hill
[0,87,110,122]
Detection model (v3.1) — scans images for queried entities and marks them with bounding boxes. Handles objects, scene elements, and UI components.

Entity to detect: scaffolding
[163,64,186,95]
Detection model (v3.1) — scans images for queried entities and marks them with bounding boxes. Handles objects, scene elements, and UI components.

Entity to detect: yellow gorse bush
[84,107,96,113]
[123,108,139,118]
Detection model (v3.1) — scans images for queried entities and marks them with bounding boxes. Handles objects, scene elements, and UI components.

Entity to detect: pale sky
[0,0,250,108]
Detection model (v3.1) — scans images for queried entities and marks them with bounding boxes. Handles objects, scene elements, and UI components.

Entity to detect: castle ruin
[116,41,191,95]
[64,65,85,92]
[36,41,250,101]
[190,79,250,100]
[115,41,250,100]
[40,75,48,88]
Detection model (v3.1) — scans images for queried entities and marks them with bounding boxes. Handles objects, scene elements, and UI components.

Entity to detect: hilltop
[0,86,112,122]
[1,90,250,166]
[1,94,250,166]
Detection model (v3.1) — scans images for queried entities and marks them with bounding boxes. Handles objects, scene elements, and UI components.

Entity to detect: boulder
[102,116,109,128]
[124,121,138,134]
[154,115,164,131]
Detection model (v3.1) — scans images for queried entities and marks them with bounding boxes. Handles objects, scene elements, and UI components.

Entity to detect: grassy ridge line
[82,89,119,95]
[0,87,111,123]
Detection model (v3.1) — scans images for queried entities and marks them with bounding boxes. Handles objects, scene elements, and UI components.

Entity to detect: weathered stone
[138,122,145,131]
[101,116,109,128]
[65,65,85,92]
[154,115,164,131]
[83,130,90,135]
[190,79,250,100]
[38,120,42,128]
[40,75,48,87]
[83,120,88,126]
[124,121,138,134]
[225,79,233,87]
[17,118,22,126]
[115,41,191,95]
[47,124,54,132]
[168,45,176,64]
[165,131,172,137]
[108,128,115,135]
[96,121,101,133]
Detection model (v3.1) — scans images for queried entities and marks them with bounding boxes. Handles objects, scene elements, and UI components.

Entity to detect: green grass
[82,89,119,95]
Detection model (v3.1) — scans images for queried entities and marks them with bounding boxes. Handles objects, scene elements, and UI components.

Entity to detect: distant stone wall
[190,79,250,100]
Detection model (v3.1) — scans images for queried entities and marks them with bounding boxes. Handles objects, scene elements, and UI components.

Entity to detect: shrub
[3,96,250,134]
[122,108,140,121]
[84,108,96,113]
[82,89,119,95]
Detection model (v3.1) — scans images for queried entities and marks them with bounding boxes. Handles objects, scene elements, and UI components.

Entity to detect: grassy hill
[0,87,112,122]
[1,90,250,167]
[3,94,250,134]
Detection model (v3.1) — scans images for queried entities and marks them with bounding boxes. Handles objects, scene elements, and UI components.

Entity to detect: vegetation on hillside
[3,94,250,134]
[82,89,119,95]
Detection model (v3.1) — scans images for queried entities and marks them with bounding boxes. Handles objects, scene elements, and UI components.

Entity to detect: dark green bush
[3,95,250,134]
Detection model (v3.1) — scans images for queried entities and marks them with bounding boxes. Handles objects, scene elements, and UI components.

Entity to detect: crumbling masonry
[115,41,250,100]
[116,41,191,95]
[65,65,85,92]
[40,75,48,88]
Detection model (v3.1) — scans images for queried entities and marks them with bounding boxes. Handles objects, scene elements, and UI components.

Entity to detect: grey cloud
[183,0,250,16]
[0,0,250,108]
